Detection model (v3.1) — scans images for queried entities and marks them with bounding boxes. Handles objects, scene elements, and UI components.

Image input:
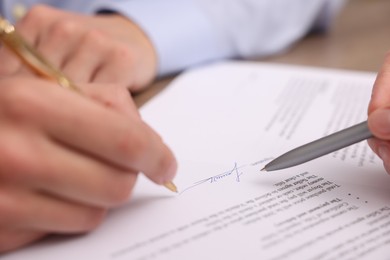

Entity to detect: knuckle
[84,29,107,47]
[20,4,48,26]
[116,129,148,162]
[97,88,118,108]
[109,84,131,104]
[109,83,127,95]
[50,20,78,39]
[111,44,135,65]
[91,85,134,115]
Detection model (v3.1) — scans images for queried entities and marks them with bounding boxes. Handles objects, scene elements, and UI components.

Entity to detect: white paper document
[3,62,390,260]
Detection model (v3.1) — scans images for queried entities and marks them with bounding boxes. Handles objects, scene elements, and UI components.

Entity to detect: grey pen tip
[260,167,267,172]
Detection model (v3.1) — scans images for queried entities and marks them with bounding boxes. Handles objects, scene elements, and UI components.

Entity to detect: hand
[0,4,157,91]
[367,53,390,173]
[0,77,176,252]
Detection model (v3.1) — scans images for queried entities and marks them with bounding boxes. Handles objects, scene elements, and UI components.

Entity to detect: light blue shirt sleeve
[88,0,231,76]
[89,0,345,76]
[1,0,345,76]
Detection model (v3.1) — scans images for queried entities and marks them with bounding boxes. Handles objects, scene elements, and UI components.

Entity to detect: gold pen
[0,16,177,193]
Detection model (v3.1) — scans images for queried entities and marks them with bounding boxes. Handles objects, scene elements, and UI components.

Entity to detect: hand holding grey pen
[262,121,373,172]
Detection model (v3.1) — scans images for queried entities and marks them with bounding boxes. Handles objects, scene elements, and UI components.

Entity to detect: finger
[15,5,74,46]
[0,124,137,207]
[39,83,176,184]
[0,184,106,233]
[13,5,82,76]
[367,108,390,140]
[0,78,177,185]
[15,6,52,48]
[1,6,63,77]
[0,45,21,76]
[367,138,380,155]
[367,138,390,160]
[36,20,85,70]
[368,52,390,114]
[367,138,390,175]
[80,83,140,119]
[92,43,136,88]
[0,229,45,253]
[43,93,177,185]
[61,30,109,83]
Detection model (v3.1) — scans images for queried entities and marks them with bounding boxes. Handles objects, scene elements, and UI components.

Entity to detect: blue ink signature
[179,158,273,194]
[179,163,243,194]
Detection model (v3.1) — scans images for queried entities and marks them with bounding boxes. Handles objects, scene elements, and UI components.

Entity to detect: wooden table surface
[134,0,390,107]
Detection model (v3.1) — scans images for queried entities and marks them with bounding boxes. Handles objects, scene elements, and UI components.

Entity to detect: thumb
[368,108,390,140]
[368,53,390,114]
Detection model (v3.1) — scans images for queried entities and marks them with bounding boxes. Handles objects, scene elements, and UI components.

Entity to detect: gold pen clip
[0,16,79,92]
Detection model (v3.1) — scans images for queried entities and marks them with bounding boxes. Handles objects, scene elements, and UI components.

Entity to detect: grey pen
[262,121,373,171]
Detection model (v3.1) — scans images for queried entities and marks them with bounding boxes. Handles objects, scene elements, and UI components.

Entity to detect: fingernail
[165,159,178,182]
[156,159,177,185]
[378,146,389,162]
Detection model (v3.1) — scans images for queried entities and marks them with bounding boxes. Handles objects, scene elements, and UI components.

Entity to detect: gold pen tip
[164,181,178,193]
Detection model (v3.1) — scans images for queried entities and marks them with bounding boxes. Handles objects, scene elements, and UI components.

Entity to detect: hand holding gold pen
[0,16,177,252]
[0,16,177,192]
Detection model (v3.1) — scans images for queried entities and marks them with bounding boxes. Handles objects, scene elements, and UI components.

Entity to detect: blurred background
[136,0,390,106]
[263,0,390,72]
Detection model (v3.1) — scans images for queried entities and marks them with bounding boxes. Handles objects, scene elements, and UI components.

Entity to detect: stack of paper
[3,62,390,260]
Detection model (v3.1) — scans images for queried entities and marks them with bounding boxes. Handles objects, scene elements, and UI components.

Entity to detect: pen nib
[164,181,178,193]
[260,167,267,172]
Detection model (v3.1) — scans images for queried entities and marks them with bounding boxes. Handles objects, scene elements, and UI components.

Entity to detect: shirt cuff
[89,0,231,76]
